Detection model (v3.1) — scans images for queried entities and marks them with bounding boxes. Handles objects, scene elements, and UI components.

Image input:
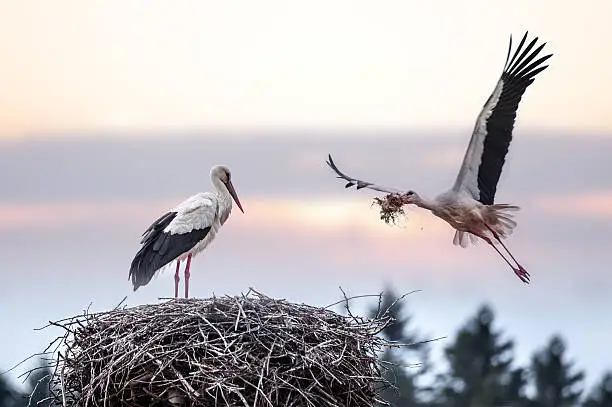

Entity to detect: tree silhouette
[530,334,584,407]
[0,373,20,407]
[582,371,612,407]
[368,285,430,406]
[432,304,526,407]
[23,362,53,407]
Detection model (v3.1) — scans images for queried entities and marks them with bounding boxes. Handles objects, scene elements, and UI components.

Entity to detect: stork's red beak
[226,180,244,213]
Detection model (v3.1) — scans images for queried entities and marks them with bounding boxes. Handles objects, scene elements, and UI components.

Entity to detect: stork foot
[513,265,530,284]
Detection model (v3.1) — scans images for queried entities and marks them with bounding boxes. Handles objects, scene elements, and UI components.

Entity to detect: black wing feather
[477,32,552,205]
[140,211,175,243]
[326,154,402,194]
[128,211,211,291]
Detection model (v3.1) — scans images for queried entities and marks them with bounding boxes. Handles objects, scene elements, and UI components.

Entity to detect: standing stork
[326,32,553,283]
[129,165,244,298]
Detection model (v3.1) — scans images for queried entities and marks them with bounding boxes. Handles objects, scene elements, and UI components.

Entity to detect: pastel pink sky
[1,190,611,249]
[1,0,611,137]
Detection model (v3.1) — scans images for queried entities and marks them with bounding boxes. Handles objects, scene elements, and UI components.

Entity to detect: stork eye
[407,190,415,196]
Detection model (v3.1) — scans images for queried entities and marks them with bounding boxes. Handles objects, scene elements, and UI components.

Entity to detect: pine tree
[432,304,526,407]
[369,285,430,407]
[0,374,20,407]
[20,360,53,407]
[582,371,612,407]
[530,334,584,407]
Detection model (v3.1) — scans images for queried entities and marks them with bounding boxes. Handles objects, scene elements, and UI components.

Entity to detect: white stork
[326,32,553,283]
[129,165,244,298]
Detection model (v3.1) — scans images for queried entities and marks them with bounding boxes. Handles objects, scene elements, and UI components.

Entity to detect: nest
[44,289,402,407]
[372,194,409,225]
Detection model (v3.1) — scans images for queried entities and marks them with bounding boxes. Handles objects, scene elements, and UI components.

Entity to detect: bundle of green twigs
[46,289,399,406]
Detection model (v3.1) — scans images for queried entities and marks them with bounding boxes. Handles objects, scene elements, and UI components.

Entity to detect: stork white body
[327,32,553,283]
[129,165,244,298]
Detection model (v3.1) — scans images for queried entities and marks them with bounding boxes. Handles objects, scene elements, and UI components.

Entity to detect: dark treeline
[0,362,52,407]
[371,286,612,407]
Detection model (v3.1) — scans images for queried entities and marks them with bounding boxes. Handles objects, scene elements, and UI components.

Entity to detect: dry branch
[39,289,419,407]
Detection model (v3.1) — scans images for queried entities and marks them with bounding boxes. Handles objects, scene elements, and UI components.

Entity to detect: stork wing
[129,193,218,290]
[452,32,552,205]
[326,154,403,194]
[140,211,176,244]
[166,192,219,234]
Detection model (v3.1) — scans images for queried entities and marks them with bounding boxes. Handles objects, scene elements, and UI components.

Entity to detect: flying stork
[129,165,244,298]
[326,32,553,283]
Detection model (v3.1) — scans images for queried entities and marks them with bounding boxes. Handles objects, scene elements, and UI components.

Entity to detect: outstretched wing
[453,32,552,205]
[326,154,403,194]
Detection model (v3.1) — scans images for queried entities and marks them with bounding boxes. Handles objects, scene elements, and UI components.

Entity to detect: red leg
[474,231,529,284]
[184,254,192,299]
[174,260,181,298]
[485,225,530,283]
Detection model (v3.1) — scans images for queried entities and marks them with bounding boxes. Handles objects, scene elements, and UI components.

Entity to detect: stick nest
[47,290,397,406]
[372,194,408,225]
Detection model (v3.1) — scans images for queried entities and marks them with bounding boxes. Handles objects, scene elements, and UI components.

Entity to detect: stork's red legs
[473,230,530,284]
[485,225,530,283]
[174,260,181,298]
[184,254,192,299]
[173,254,193,298]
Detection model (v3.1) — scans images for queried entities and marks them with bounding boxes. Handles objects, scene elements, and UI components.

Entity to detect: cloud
[0,193,492,285]
[415,146,465,171]
[0,196,413,231]
[533,191,612,218]
[1,133,611,274]
[0,191,588,283]
[0,200,175,231]
[2,134,612,276]
[1,133,610,205]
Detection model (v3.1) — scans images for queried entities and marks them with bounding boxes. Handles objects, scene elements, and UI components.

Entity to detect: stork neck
[212,177,233,209]
[413,194,436,211]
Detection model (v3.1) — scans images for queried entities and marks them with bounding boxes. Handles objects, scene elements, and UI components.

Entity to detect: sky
[0,0,611,395]
[1,134,611,392]
[0,0,611,137]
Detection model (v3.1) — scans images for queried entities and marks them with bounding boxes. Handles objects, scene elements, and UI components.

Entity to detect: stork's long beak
[226,180,244,213]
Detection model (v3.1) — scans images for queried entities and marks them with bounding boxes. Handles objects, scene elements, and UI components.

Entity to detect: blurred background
[1,1,611,406]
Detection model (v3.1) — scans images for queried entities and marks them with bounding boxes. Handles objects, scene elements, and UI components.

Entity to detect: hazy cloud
[1,131,610,202]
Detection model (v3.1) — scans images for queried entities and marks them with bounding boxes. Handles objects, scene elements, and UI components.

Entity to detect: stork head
[211,165,244,213]
[403,190,419,205]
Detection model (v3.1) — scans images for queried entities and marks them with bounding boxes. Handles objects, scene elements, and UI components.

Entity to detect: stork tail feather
[453,204,520,248]
[453,231,476,248]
